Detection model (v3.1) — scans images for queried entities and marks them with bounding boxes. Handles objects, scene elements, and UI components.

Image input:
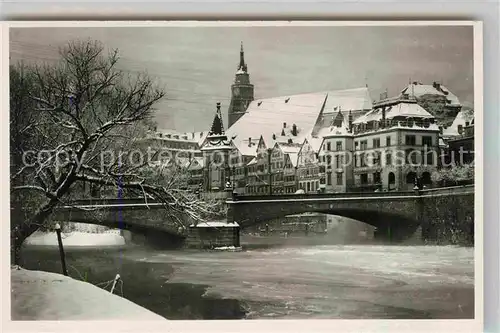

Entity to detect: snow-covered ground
[25,230,126,247]
[11,267,165,320]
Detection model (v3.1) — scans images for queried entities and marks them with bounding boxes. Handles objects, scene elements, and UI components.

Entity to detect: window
[360,140,368,150]
[360,153,366,167]
[327,172,332,185]
[458,125,463,134]
[336,141,342,151]
[405,135,416,146]
[373,138,380,148]
[373,172,381,184]
[372,151,381,166]
[424,150,434,165]
[360,174,368,184]
[336,173,343,185]
[327,142,331,151]
[355,142,359,150]
[405,149,419,164]
[386,136,391,147]
[307,182,311,192]
[327,155,332,165]
[335,155,340,169]
[422,136,433,147]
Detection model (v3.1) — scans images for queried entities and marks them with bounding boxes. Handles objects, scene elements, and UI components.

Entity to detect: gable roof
[226,91,328,155]
[401,83,461,107]
[354,100,434,124]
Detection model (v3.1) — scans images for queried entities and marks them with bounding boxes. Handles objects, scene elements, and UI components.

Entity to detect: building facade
[352,94,440,191]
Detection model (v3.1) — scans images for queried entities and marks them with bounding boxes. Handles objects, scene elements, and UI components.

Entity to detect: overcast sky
[10,25,474,132]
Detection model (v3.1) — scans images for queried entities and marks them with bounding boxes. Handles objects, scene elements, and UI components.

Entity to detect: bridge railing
[230,190,417,201]
[63,184,474,206]
[420,184,474,196]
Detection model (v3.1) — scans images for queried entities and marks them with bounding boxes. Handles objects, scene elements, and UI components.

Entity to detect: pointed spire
[238,41,248,73]
[209,102,225,136]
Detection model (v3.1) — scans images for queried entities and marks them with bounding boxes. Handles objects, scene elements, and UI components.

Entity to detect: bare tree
[10,40,221,264]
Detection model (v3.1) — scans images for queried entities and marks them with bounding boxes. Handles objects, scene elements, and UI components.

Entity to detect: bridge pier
[185,222,240,249]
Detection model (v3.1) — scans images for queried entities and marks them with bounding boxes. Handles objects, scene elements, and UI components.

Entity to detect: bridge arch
[227,194,422,242]
[51,201,188,247]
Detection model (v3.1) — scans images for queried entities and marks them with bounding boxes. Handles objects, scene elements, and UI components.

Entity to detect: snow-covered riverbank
[11,267,166,320]
[25,230,126,247]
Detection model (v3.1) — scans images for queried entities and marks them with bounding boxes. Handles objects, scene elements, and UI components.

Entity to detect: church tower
[227,42,254,128]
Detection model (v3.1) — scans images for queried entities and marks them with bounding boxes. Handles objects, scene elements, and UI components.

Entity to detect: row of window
[299,180,320,193]
[353,135,433,150]
[352,118,434,134]
[323,172,343,186]
[323,141,343,152]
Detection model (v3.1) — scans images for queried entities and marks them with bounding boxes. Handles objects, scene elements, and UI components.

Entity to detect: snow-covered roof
[277,142,302,155]
[401,83,461,107]
[306,136,324,153]
[443,108,475,137]
[287,152,299,167]
[354,100,434,124]
[322,87,373,114]
[226,87,372,150]
[233,138,258,157]
[247,157,257,166]
[316,125,352,138]
[226,91,328,153]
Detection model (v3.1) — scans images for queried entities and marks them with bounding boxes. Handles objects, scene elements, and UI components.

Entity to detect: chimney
[288,138,293,144]
[200,132,203,138]
[272,133,276,140]
[248,137,252,147]
[433,81,441,90]
[216,102,221,113]
[283,122,287,128]
[438,126,443,134]
[292,124,298,136]
[348,110,353,132]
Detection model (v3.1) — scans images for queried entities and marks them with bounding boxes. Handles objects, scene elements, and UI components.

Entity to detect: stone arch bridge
[227,185,475,242]
[51,185,474,245]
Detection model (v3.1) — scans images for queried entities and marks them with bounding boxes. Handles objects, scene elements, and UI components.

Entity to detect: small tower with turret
[227,42,254,128]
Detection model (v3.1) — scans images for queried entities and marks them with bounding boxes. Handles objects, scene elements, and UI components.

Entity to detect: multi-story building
[297,138,321,193]
[317,110,355,193]
[447,114,475,166]
[352,93,440,191]
[138,129,207,167]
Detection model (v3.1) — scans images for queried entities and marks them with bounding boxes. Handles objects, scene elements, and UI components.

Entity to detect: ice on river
[135,244,474,319]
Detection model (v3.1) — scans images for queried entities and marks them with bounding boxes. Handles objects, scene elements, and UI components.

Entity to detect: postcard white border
[1,20,483,333]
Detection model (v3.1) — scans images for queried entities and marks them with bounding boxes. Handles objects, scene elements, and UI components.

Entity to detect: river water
[19,237,474,320]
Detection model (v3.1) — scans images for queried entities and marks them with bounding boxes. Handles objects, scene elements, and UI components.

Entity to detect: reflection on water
[19,239,474,320]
